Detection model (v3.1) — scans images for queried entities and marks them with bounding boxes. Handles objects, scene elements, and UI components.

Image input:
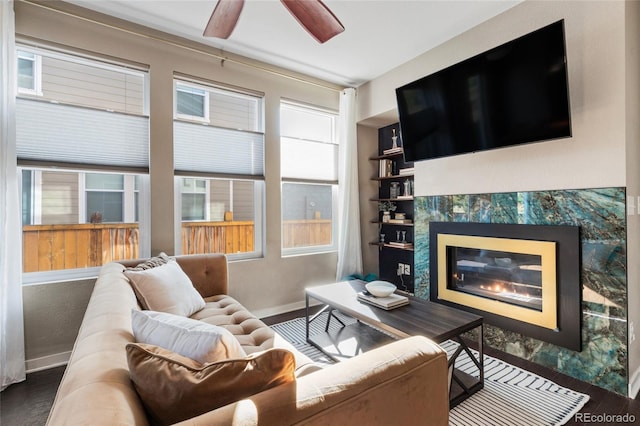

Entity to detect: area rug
[270,312,589,426]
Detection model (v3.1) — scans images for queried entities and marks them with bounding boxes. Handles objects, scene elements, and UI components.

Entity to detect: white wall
[358,1,627,195]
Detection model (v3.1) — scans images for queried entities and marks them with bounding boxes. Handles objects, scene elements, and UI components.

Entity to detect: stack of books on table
[357,291,409,310]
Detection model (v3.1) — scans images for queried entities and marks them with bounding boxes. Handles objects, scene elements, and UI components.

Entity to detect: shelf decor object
[404,179,412,197]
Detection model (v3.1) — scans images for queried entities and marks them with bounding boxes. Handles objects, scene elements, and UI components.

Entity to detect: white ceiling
[67,0,521,87]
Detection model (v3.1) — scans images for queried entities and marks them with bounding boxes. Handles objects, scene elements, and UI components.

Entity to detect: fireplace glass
[448,247,542,312]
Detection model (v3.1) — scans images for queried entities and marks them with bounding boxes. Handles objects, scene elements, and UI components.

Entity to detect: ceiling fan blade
[203,0,245,38]
[280,0,345,43]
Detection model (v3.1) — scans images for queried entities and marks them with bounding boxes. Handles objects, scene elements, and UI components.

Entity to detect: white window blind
[281,102,338,182]
[15,47,149,170]
[174,122,263,176]
[173,79,264,177]
[16,99,149,169]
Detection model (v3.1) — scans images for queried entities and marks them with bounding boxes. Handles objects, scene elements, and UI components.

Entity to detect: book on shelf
[388,241,414,248]
[383,147,403,155]
[388,219,412,224]
[379,159,394,177]
[398,167,415,175]
[357,291,409,310]
[395,195,413,200]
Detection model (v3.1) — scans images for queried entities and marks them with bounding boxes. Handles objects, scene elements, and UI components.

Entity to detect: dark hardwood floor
[1,365,65,426]
[2,307,638,425]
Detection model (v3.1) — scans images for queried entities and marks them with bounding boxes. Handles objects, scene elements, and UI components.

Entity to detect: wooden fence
[282,219,332,248]
[23,219,332,272]
[22,223,139,273]
[181,221,254,255]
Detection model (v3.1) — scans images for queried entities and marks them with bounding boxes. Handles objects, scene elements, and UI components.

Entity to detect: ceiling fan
[203,0,345,44]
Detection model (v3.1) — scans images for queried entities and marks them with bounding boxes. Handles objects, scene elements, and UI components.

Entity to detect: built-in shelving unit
[369,123,415,294]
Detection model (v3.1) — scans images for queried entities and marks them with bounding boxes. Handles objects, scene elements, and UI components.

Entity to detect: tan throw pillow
[126,252,171,272]
[131,309,246,364]
[124,259,205,317]
[126,343,296,425]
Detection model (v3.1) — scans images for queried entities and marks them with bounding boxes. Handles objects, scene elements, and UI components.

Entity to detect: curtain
[336,88,363,280]
[0,0,25,391]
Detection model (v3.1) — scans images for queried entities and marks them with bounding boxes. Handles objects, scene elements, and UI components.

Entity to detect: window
[85,173,125,223]
[16,46,150,283]
[20,168,148,280]
[280,101,339,255]
[178,177,263,257]
[175,83,209,121]
[17,50,41,95]
[181,178,207,221]
[174,78,265,259]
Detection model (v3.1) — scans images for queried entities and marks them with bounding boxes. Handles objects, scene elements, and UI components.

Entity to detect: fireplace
[430,222,581,351]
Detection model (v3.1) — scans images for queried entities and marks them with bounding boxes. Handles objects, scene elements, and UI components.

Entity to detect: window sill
[281,246,338,258]
[22,267,101,286]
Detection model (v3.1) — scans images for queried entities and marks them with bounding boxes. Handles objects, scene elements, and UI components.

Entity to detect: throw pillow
[126,252,171,271]
[124,259,205,317]
[125,253,171,308]
[131,310,246,364]
[126,343,296,425]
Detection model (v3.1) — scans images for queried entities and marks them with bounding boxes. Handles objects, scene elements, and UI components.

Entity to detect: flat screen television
[396,20,571,162]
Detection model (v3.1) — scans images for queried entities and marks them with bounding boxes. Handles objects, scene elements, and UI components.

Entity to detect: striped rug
[270,313,589,426]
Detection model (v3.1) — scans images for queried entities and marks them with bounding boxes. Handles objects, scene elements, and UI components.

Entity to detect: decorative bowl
[366,281,397,298]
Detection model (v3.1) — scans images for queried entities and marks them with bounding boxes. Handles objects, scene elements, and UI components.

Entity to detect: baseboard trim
[253,300,322,320]
[26,351,70,373]
[629,366,640,398]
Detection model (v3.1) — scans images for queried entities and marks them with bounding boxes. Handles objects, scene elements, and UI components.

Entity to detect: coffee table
[305,280,484,407]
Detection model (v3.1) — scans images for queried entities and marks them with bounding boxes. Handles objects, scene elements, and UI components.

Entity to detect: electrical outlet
[403,264,411,275]
[397,263,404,276]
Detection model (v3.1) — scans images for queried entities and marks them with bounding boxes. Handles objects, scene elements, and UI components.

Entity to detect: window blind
[15,47,149,171]
[281,137,338,181]
[280,102,338,182]
[173,79,264,177]
[174,122,264,176]
[16,98,149,169]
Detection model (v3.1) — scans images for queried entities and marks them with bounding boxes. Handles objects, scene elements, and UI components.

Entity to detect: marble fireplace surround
[414,187,627,395]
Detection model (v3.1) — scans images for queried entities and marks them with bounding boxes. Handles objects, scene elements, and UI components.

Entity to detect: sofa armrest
[174,335,449,425]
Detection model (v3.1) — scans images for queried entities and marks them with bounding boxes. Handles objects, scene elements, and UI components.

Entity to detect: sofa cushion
[191,294,317,376]
[124,259,205,317]
[126,343,296,425]
[132,310,246,364]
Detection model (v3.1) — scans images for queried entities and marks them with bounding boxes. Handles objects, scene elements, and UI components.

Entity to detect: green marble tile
[413,187,628,395]
[491,192,518,223]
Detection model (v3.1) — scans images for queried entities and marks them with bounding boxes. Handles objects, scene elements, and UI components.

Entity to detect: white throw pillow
[131,310,246,364]
[124,259,205,317]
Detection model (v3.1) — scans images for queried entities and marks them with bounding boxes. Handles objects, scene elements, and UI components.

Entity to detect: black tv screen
[396,20,571,162]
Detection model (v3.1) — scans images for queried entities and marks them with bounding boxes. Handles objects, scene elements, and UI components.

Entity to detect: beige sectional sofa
[46,253,450,425]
